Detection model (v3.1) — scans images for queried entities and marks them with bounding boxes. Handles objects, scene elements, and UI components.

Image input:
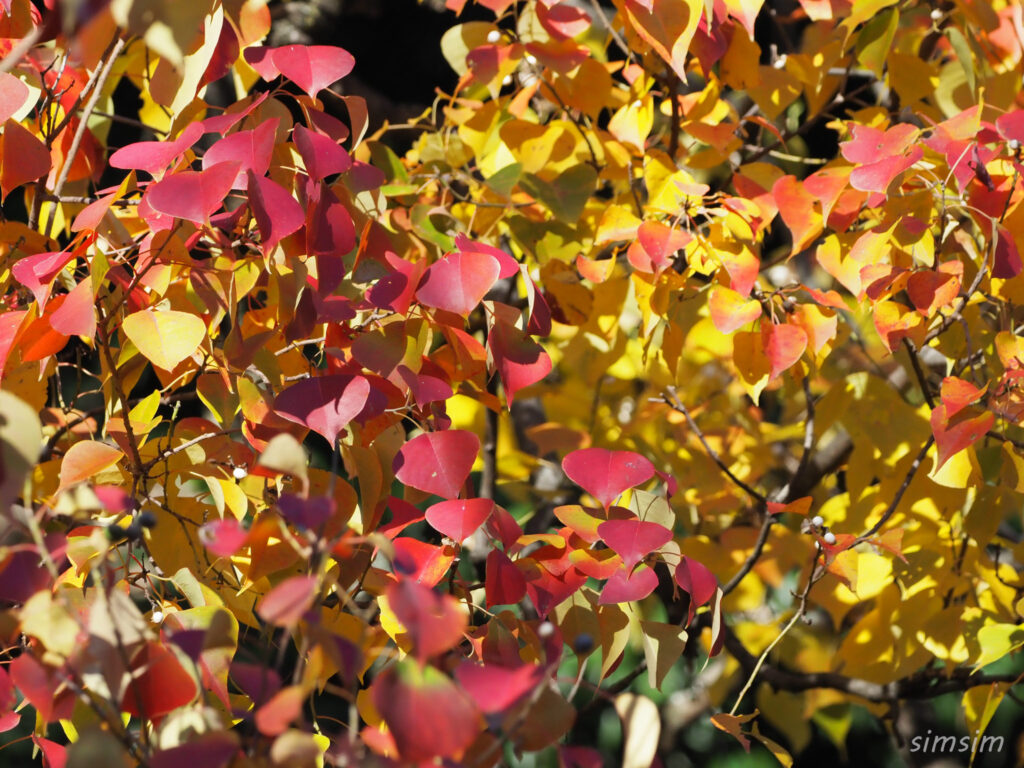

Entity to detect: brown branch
[902,338,936,409]
[43,34,125,238]
[855,436,934,545]
[663,387,767,505]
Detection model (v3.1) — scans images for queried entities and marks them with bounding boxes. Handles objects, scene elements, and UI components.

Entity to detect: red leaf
[10,655,73,723]
[675,556,718,624]
[1,118,51,199]
[387,579,467,661]
[247,171,304,251]
[393,430,480,499]
[627,221,692,274]
[537,1,591,38]
[49,276,95,338]
[202,119,278,188]
[150,733,239,768]
[598,564,658,604]
[455,661,542,713]
[293,123,351,181]
[123,642,198,720]
[416,250,501,316]
[371,659,480,762]
[994,225,1023,279]
[562,447,655,509]
[930,404,994,471]
[254,686,305,736]
[273,45,356,97]
[487,319,552,403]
[397,365,453,408]
[426,498,495,542]
[145,161,240,224]
[246,45,356,97]
[761,321,807,379]
[274,374,371,445]
[596,519,672,570]
[33,737,65,768]
[391,538,455,587]
[840,123,922,193]
[11,249,76,307]
[109,123,204,175]
[199,518,248,558]
[485,549,527,607]
[454,233,519,278]
[940,376,986,418]
[257,575,318,627]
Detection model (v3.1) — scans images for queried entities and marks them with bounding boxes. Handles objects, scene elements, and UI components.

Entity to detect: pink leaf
[485,549,527,607]
[145,161,240,224]
[293,123,351,180]
[393,430,480,499]
[202,119,278,188]
[455,661,542,713]
[199,519,248,558]
[245,45,356,97]
[273,374,371,446]
[597,519,672,570]
[454,233,519,278]
[49,276,95,339]
[371,660,479,762]
[599,564,658,604]
[109,123,204,175]
[247,171,304,251]
[257,575,318,627]
[675,556,718,624]
[387,579,467,661]
[487,319,552,403]
[416,250,501,316]
[562,447,655,509]
[762,321,807,379]
[426,498,495,542]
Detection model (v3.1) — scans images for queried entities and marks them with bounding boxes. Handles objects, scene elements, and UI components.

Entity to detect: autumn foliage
[1,0,1024,765]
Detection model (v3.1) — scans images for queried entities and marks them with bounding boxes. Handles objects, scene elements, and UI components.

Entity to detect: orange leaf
[58,440,123,493]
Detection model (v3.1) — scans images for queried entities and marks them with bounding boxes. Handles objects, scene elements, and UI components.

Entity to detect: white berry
[232,466,248,480]
[502,75,513,86]
[930,9,942,21]
[151,611,164,624]
[525,54,537,65]
[538,621,555,638]
[487,30,501,44]
[811,515,824,527]
[823,532,836,545]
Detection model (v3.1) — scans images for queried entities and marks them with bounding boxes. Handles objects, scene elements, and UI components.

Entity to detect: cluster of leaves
[1,0,1024,765]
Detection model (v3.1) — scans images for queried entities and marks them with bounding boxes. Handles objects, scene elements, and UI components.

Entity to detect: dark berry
[137,510,157,529]
[107,524,127,541]
[124,523,143,541]
[573,633,594,654]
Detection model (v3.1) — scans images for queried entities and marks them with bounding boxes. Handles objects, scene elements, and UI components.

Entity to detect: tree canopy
[1,0,1024,766]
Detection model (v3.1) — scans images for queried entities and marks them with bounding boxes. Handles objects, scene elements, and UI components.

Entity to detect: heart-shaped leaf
[485,549,528,607]
[425,498,495,542]
[202,119,278,188]
[599,565,659,604]
[145,161,240,224]
[122,309,206,371]
[273,374,371,446]
[247,171,304,251]
[371,659,479,762]
[562,448,655,509]
[597,519,672,570]
[393,430,480,499]
[293,123,351,180]
[245,45,356,97]
[1,118,51,200]
[257,575,318,627]
[416,250,501,317]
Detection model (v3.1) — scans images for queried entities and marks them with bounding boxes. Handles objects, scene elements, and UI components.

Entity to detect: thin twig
[855,436,934,545]
[663,387,766,504]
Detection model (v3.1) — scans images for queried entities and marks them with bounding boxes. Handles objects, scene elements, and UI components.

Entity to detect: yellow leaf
[640,621,688,690]
[974,623,1024,668]
[615,693,660,768]
[21,591,80,658]
[122,309,205,372]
